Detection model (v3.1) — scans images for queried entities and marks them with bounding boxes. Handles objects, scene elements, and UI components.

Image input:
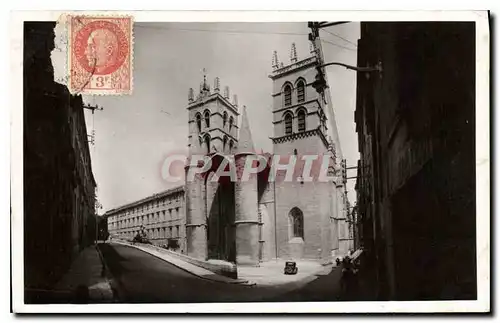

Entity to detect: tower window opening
[284,112,293,135]
[223,111,228,128]
[284,84,292,106]
[195,113,202,132]
[297,109,306,132]
[223,136,228,152]
[229,140,234,153]
[229,116,234,133]
[204,110,210,128]
[297,80,305,103]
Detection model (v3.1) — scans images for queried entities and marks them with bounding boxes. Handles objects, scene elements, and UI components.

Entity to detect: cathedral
[106,43,353,266]
[185,42,352,265]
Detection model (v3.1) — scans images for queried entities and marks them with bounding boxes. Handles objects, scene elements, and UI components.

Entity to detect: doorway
[205,171,236,262]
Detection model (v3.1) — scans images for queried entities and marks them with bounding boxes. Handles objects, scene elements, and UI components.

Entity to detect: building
[107,43,353,266]
[106,186,186,252]
[355,22,476,300]
[24,22,97,301]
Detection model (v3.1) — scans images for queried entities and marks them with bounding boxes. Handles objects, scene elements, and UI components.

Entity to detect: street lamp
[312,62,383,95]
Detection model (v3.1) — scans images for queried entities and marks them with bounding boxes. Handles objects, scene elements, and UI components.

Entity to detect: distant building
[355,22,476,300]
[107,43,353,265]
[24,22,97,301]
[106,187,186,252]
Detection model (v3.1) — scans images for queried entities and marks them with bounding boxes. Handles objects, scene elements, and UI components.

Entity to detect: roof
[235,105,255,155]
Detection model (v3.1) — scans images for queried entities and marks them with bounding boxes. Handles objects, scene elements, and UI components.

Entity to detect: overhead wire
[321,28,358,47]
[134,24,358,52]
[320,38,357,52]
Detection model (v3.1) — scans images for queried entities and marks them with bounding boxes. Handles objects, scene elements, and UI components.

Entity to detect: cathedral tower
[185,75,240,260]
[269,43,342,262]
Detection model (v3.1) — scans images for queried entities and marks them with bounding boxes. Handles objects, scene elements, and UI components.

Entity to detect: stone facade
[24,22,97,300]
[355,22,476,300]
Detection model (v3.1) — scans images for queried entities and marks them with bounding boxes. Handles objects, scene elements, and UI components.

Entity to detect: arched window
[229,140,234,153]
[204,110,210,128]
[290,207,304,239]
[205,135,211,154]
[297,109,306,132]
[297,80,305,103]
[223,135,228,151]
[229,116,234,133]
[284,112,293,135]
[283,84,292,106]
[195,113,202,132]
[223,111,228,128]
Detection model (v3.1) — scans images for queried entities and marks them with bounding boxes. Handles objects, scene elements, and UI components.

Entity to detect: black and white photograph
[11,10,490,313]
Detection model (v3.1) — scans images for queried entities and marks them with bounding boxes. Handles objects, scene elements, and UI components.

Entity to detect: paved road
[98,243,346,303]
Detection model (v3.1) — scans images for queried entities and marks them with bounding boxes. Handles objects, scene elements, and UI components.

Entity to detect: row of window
[200,134,234,154]
[113,225,181,239]
[195,110,234,133]
[110,208,181,228]
[110,196,182,220]
[283,109,307,135]
[283,79,306,107]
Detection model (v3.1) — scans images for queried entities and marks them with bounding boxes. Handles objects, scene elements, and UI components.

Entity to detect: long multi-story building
[106,186,186,252]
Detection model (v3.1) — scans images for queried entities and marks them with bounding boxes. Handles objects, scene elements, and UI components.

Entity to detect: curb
[95,244,122,302]
[112,241,255,286]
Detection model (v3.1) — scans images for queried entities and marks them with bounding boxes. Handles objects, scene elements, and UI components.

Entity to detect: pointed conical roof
[236,105,255,154]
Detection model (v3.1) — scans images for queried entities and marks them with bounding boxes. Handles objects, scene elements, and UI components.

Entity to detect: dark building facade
[24,22,97,301]
[355,22,476,300]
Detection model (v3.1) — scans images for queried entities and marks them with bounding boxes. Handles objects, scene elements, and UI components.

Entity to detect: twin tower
[182,42,348,266]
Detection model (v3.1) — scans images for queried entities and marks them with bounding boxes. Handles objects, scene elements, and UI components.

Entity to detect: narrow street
[98,243,347,303]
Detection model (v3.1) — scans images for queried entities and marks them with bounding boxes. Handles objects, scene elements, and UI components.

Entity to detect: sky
[52,22,360,213]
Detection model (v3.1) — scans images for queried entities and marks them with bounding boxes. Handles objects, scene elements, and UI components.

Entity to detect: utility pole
[83,102,103,244]
[83,103,104,114]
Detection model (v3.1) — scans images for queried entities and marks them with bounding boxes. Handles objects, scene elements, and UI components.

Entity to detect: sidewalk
[54,245,115,303]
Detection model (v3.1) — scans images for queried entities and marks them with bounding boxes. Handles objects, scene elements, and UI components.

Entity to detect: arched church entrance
[205,155,236,262]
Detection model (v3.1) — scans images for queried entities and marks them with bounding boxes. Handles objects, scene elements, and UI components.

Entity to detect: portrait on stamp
[68,16,133,95]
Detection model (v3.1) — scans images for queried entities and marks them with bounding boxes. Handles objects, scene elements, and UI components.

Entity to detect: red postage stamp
[68,15,133,95]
